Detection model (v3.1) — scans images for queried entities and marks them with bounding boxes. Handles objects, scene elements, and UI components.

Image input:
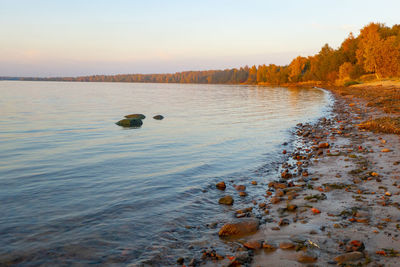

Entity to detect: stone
[334,252,364,264]
[275,189,284,197]
[234,251,251,264]
[236,207,253,214]
[243,240,262,250]
[262,243,277,251]
[297,252,318,263]
[239,192,247,197]
[281,170,292,179]
[218,219,259,238]
[278,218,290,226]
[216,181,226,190]
[124,113,145,119]
[258,203,266,208]
[318,142,330,149]
[177,257,184,264]
[219,195,234,205]
[287,204,298,212]
[270,197,280,204]
[279,242,295,249]
[235,185,246,191]
[116,118,143,127]
[268,182,287,189]
[153,115,164,120]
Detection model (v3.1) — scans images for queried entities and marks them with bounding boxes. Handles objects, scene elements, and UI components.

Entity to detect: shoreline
[198,85,400,266]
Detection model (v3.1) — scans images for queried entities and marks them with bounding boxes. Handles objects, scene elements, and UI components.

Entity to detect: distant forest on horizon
[14,22,400,86]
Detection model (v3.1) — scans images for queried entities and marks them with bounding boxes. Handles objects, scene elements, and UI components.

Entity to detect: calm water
[0,81,331,265]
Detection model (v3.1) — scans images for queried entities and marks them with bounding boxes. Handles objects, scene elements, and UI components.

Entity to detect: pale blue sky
[1,0,399,77]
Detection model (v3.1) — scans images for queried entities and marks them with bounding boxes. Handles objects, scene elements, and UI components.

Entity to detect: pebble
[333,251,364,263]
[275,189,284,197]
[216,181,226,190]
[243,240,262,250]
[177,257,184,264]
[278,218,290,226]
[235,185,246,191]
[287,204,297,212]
[318,142,330,148]
[270,197,280,204]
[234,251,251,264]
[279,242,295,249]
[262,243,277,251]
[297,252,318,263]
[219,195,234,205]
[218,219,259,237]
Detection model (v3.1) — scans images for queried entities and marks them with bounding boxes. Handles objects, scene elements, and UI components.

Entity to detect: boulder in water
[124,114,146,120]
[153,115,164,120]
[116,118,143,127]
[218,219,259,237]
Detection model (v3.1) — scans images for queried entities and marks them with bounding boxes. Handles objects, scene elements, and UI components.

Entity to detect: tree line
[21,22,400,85]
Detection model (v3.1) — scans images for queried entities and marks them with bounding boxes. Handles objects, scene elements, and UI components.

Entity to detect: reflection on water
[0,81,331,265]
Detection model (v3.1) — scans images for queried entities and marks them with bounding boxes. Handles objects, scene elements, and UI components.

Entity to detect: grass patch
[304,193,327,201]
[344,80,360,87]
[358,117,400,134]
[323,183,348,189]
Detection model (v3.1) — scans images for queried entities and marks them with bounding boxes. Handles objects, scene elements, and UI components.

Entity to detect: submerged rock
[153,115,164,120]
[243,240,262,250]
[235,185,246,191]
[279,242,295,249]
[219,195,234,205]
[218,219,259,237]
[297,252,318,263]
[334,251,364,263]
[124,113,146,119]
[216,181,226,190]
[116,118,143,127]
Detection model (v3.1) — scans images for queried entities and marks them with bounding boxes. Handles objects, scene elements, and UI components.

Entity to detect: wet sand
[198,87,400,266]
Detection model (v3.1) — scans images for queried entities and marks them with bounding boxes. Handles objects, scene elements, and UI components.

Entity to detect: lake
[0,81,331,265]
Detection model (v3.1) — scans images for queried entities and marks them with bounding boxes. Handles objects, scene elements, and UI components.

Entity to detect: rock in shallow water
[243,240,262,250]
[153,115,164,120]
[218,219,259,237]
[297,252,318,263]
[124,113,146,119]
[219,195,234,205]
[116,118,143,127]
[334,251,364,263]
[216,181,226,190]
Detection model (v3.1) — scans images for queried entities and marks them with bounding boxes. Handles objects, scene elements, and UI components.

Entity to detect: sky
[1,0,399,77]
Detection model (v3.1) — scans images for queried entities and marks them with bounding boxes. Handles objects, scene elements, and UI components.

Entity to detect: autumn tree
[246,65,257,84]
[375,36,400,77]
[288,56,309,82]
[338,62,354,81]
[356,23,384,78]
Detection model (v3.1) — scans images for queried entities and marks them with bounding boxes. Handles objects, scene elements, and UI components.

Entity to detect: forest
[21,23,400,86]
